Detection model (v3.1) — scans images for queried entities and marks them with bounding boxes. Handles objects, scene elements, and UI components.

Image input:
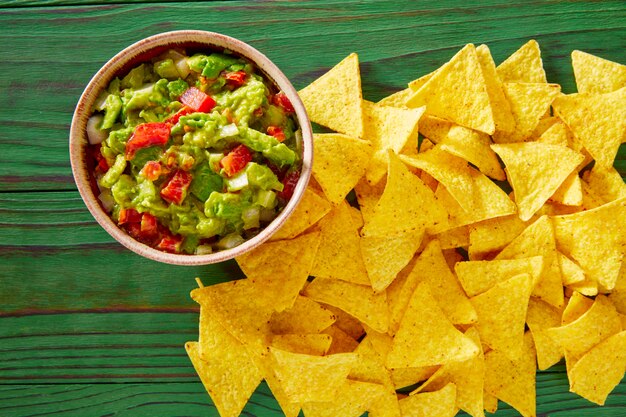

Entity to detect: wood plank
[0,0,624,190]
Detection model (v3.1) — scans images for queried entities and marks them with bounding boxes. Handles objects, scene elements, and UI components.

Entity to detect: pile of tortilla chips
[186,41,626,417]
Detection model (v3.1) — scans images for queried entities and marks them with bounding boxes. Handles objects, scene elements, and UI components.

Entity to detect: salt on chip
[270,334,332,356]
[312,133,373,203]
[405,44,496,134]
[496,39,547,83]
[552,197,626,291]
[476,43,516,133]
[470,273,533,359]
[269,295,336,335]
[387,282,479,368]
[303,277,390,333]
[484,332,537,417]
[270,187,331,241]
[468,214,529,260]
[399,383,458,417]
[571,50,626,94]
[552,87,626,168]
[526,298,564,370]
[301,379,386,417]
[491,142,583,220]
[186,341,262,417]
[298,53,364,138]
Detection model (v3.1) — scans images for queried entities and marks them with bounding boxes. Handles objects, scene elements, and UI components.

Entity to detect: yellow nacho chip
[321,304,365,340]
[526,298,564,370]
[303,277,390,333]
[377,87,415,107]
[270,187,331,241]
[418,114,453,143]
[354,176,386,222]
[408,70,436,91]
[568,331,626,405]
[312,133,373,203]
[492,82,561,143]
[269,295,336,335]
[562,292,594,325]
[322,324,360,354]
[558,252,586,286]
[496,39,547,83]
[406,44,496,134]
[529,116,559,140]
[491,142,583,220]
[476,44,516,133]
[434,225,470,249]
[483,391,498,413]
[298,53,364,137]
[387,282,479,368]
[552,87,626,167]
[484,332,537,417]
[552,197,626,291]
[468,214,529,260]
[549,172,582,207]
[470,273,533,359]
[535,120,569,146]
[400,383,458,417]
[301,379,385,417]
[455,256,544,297]
[270,334,332,356]
[571,50,626,94]
[362,100,425,184]
[582,164,626,205]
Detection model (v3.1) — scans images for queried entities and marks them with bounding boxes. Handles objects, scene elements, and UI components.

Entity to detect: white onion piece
[86,114,108,145]
[216,233,245,250]
[219,123,239,138]
[176,58,191,79]
[98,190,115,212]
[226,170,249,191]
[195,245,213,255]
[242,206,260,230]
[259,208,276,222]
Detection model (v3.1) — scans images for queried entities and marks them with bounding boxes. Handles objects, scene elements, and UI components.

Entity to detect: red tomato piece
[180,87,216,113]
[271,92,295,113]
[220,144,252,177]
[140,213,158,238]
[156,235,183,253]
[141,161,163,181]
[164,106,194,125]
[224,70,247,88]
[125,122,171,160]
[278,169,300,201]
[267,125,286,142]
[118,208,142,225]
[160,170,193,205]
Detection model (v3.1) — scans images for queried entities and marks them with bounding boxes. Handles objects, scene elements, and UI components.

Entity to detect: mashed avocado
[88,48,301,254]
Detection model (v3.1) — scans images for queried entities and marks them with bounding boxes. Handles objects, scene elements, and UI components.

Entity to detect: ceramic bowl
[69,30,312,265]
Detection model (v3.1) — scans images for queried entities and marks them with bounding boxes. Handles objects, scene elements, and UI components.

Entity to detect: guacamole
[87,48,301,254]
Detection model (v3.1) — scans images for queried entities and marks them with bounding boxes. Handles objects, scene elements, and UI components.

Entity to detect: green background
[0,0,625,415]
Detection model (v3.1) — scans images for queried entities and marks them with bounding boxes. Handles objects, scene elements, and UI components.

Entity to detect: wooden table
[1,1,625,415]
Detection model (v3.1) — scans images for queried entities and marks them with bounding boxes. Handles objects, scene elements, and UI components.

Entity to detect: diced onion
[216,233,245,250]
[195,245,213,255]
[242,206,260,230]
[86,114,108,145]
[256,190,276,208]
[219,123,239,138]
[226,171,249,191]
[175,57,191,79]
[98,190,115,212]
[259,208,276,222]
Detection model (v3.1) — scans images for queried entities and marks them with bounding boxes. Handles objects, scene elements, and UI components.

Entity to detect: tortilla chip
[582,164,626,205]
[470,273,533,359]
[391,366,440,390]
[406,44,496,134]
[484,332,537,417]
[476,44,516,133]
[377,87,415,108]
[552,87,626,168]
[562,292,594,325]
[387,282,479,368]
[571,50,626,94]
[186,341,262,417]
[558,252,586,286]
[270,187,331,241]
[399,383,458,417]
[566,279,598,297]
[419,115,453,143]
[550,172,582,207]
[529,116,559,140]
[455,256,544,297]
[298,53,364,137]
[569,330,626,405]
[496,39,547,83]
[270,334,332,356]
[351,336,394,385]
[408,71,436,91]
[496,216,564,308]
[269,295,336,335]
[491,142,583,220]
[435,225,470,250]
[468,214,529,260]
[301,379,386,417]
[311,133,372,203]
[535,120,570,146]
[303,277,390,333]
[483,391,498,413]
[354,176,386,223]
[552,197,626,291]
[321,304,365,340]
[526,298,564,370]
[322,324,360,355]
[269,347,357,403]
[492,82,561,143]
[362,101,425,184]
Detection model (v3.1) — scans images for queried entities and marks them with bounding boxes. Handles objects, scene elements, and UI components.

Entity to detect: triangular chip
[484,332,537,417]
[496,216,564,308]
[455,256,544,297]
[491,142,583,220]
[303,277,390,333]
[311,133,372,203]
[399,383,458,417]
[185,341,262,417]
[419,114,453,143]
[322,324,359,354]
[550,172,582,207]
[526,298,564,370]
[572,50,626,94]
[552,87,626,167]
[322,304,365,340]
[476,44,516,133]
[269,187,331,241]
[362,101,425,184]
[582,164,626,205]
[535,120,570,146]
[377,87,415,108]
[298,53,364,137]
[270,334,332,356]
[269,295,336,335]
[354,176,386,223]
[301,380,386,417]
[311,202,370,285]
[558,252,586,286]
[434,225,470,250]
[387,282,479,368]
[492,82,561,143]
[552,198,626,291]
[468,214,529,260]
[408,70,436,91]
[406,44,496,134]
[562,292,594,325]
[496,39,547,83]
[470,273,532,359]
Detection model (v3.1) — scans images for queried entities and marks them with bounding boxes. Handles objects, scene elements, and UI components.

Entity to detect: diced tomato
[164,106,194,125]
[140,213,158,238]
[220,144,252,177]
[224,70,247,88]
[91,145,109,172]
[141,161,163,181]
[267,125,286,142]
[160,170,193,205]
[180,87,216,113]
[118,208,142,225]
[278,169,300,201]
[156,234,183,253]
[253,107,264,117]
[271,92,295,113]
[125,122,171,160]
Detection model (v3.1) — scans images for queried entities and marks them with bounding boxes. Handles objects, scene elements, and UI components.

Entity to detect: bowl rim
[69,30,313,265]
